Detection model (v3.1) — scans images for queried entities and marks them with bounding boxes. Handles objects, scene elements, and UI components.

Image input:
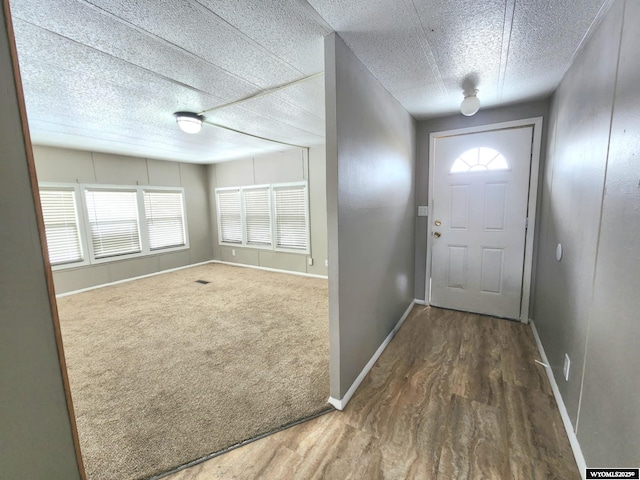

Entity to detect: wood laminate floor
[163,306,579,480]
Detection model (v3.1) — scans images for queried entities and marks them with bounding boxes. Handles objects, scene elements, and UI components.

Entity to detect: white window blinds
[85,189,141,259]
[217,189,242,244]
[143,191,186,250]
[39,189,83,265]
[244,187,272,246]
[273,185,308,251]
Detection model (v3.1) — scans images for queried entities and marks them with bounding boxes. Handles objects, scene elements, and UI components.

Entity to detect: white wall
[533,0,640,466]
[325,33,416,400]
[0,5,81,478]
[208,146,328,276]
[33,146,214,293]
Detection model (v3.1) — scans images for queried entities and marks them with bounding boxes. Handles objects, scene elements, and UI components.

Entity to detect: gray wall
[414,99,550,301]
[33,146,214,294]
[0,5,81,478]
[533,0,640,467]
[208,146,328,276]
[325,33,416,399]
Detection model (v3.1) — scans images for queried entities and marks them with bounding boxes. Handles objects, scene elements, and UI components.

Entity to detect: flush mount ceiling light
[460,89,480,116]
[174,111,204,134]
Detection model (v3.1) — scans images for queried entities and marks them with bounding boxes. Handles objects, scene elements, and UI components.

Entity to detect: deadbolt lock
[434,220,442,226]
[433,231,441,238]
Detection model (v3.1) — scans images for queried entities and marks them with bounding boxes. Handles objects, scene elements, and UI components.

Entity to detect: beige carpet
[57,263,330,480]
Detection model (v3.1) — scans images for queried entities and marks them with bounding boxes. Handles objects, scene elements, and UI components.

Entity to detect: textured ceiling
[9,0,610,164]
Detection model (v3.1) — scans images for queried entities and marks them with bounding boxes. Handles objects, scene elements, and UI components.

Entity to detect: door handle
[434,220,442,226]
[433,232,441,238]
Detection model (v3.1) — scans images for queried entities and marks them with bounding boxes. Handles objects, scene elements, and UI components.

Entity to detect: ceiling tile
[197,0,329,74]
[502,0,609,104]
[84,0,306,86]
[9,0,610,162]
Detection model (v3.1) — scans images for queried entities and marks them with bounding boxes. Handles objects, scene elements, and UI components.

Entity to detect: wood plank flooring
[162,306,579,480]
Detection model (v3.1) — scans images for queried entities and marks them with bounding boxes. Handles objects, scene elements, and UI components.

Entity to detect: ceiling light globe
[174,112,204,134]
[460,95,480,116]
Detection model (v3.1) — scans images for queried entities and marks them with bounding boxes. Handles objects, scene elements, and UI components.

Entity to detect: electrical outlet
[325,259,329,267]
[563,354,570,381]
[232,249,236,257]
[308,257,313,266]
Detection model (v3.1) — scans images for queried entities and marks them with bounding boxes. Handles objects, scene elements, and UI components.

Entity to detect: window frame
[215,181,310,255]
[39,183,91,269]
[271,181,311,254]
[82,185,143,263]
[39,183,189,270]
[215,187,244,246]
[142,187,190,253]
[242,184,273,250]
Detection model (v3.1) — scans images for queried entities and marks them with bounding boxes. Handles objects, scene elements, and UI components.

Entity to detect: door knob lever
[433,232,441,238]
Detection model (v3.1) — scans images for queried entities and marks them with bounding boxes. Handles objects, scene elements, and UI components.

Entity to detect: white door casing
[427,119,542,322]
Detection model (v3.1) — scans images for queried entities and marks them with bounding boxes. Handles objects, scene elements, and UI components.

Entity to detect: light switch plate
[418,205,429,217]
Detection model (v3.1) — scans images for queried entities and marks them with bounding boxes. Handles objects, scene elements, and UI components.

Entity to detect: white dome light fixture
[460,89,480,116]
[174,111,204,134]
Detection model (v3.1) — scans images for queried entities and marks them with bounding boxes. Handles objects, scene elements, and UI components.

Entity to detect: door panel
[450,185,470,229]
[480,248,504,294]
[484,183,507,230]
[447,246,467,289]
[430,127,533,319]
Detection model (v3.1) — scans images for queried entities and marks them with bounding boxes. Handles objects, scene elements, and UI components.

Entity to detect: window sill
[51,245,190,271]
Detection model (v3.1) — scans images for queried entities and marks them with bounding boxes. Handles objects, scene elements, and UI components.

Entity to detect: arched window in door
[451,147,509,173]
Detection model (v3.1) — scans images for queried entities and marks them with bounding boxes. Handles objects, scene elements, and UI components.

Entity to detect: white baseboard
[328,300,417,411]
[55,260,214,298]
[211,260,328,279]
[530,320,587,479]
[414,298,427,306]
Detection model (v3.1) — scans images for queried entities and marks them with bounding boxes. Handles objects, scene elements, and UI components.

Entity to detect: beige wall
[533,0,640,467]
[208,146,328,276]
[325,33,416,400]
[0,5,81,478]
[33,146,214,294]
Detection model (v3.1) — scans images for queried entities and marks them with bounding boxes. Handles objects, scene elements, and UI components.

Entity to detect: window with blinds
[39,188,83,265]
[85,189,141,259]
[273,185,308,251]
[215,182,309,254]
[143,190,186,250]
[244,187,272,246]
[217,189,242,244]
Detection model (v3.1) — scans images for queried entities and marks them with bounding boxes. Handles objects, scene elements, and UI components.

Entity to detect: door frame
[425,117,543,323]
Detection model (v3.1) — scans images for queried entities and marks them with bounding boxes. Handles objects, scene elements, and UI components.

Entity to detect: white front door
[430,126,533,320]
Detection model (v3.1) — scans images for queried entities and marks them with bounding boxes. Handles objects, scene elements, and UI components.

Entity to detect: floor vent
[195,280,210,285]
